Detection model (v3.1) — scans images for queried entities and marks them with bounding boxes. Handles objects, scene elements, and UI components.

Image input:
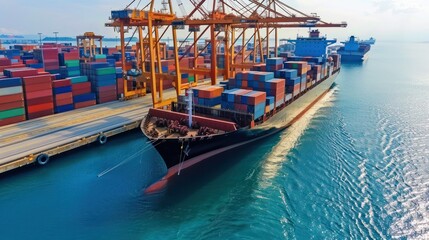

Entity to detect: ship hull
[338,52,367,62]
[148,71,338,170]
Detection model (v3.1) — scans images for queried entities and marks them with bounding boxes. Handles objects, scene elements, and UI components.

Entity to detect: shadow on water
[141,132,281,209]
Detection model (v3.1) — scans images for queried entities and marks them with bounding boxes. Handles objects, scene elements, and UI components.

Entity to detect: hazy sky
[0,0,428,42]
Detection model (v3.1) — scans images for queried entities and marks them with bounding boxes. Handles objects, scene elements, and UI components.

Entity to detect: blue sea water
[0,42,428,239]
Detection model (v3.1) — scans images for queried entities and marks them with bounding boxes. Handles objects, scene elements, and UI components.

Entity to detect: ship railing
[172,102,253,128]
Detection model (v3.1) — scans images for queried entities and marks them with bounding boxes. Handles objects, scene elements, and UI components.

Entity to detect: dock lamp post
[53,31,59,45]
[38,33,42,46]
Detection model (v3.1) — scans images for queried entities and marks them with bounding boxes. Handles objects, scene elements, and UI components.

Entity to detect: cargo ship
[360,37,376,45]
[142,30,340,190]
[337,36,370,62]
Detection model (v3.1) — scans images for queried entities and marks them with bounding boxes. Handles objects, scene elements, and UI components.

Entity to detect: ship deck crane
[106,0,347,108]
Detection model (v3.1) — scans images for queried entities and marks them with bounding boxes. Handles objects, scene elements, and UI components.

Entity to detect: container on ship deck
[283,61,308,76]
[242,91,266,105]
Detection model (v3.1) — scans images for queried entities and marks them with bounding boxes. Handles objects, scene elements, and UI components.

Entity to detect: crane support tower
[106,0,347,108]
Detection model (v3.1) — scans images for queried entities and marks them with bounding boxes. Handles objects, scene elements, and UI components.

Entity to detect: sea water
[0,42,428,239]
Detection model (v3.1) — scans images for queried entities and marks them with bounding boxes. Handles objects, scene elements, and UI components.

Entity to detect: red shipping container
[97,91,117,99]
[27,109,54,119]
[0,64,26,72]
[54,92,73,101]
[25,90,52,100]
[23,75,52,85]
[5,67,39,78]
[27,102,54,113]
[63,51,79,60]
[245,91,266,105]
[72,88,91,96]
[23,82,52,93]
[0,115,26,127]
[97,95,117,103]
[74,100,96,109]
[117,78,124,96]
[97,85,116,92]
[234,103,248,112]
[41,48,59,60]
[55,98,73,106]
[0,101,25,111]
[234,89,252,103]
[72,82,91,91]
[26,96,54,106]
[0,58,12,66]
[24,59,39,65]
[52,79,71,88]
[0,93,24,104]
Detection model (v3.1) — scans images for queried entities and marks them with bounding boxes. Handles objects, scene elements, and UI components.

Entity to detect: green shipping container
[69,76,88,84]
[64,60,80,68]
[67,70,81,77]
[95,67,116,75]
[94,54,107,59]
[188,76,195,83]
[0,108,25,120]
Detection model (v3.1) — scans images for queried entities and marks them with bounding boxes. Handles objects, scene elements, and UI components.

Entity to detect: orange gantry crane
[76,32,104,61]
[106,0,346,108]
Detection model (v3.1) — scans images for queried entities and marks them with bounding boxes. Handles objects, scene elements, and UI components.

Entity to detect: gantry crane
[106,0,346,108]
[76,32,104,61]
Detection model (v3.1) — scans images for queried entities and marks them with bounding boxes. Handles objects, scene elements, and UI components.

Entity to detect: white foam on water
[258,86,338,188]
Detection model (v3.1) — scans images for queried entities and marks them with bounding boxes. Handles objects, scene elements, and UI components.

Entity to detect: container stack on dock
[70,75,96,109]
[34,48,60,74]
[81,62,117,104]
[0,77,26,126]
[22,74,54,119]
[52,79,74,113]
[115,67,124,98]
[59,50,81,78]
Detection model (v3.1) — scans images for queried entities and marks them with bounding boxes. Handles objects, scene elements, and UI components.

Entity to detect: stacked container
[221,88,266,119]
[275,68,300,97]
[22,74,54,119]
[69,76,96,109]
[94,54,107,63]
[59,50,80,78]
[284,61,309,92]
[216,54,225,69]
[192,85,224,107]
[116,67,124,98]
[230,71,285,107]
[0,78,26,126]
[52,79,74,113]
[265,57,284,72]
[81,62,117,104]
[34,48,60,74]
[4,67,39,78]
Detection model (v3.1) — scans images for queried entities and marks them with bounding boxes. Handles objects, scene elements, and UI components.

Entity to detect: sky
[0,0,428,42]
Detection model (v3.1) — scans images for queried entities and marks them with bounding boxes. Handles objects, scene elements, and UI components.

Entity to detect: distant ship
[360,37,376,45]
[337,36,371,62]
